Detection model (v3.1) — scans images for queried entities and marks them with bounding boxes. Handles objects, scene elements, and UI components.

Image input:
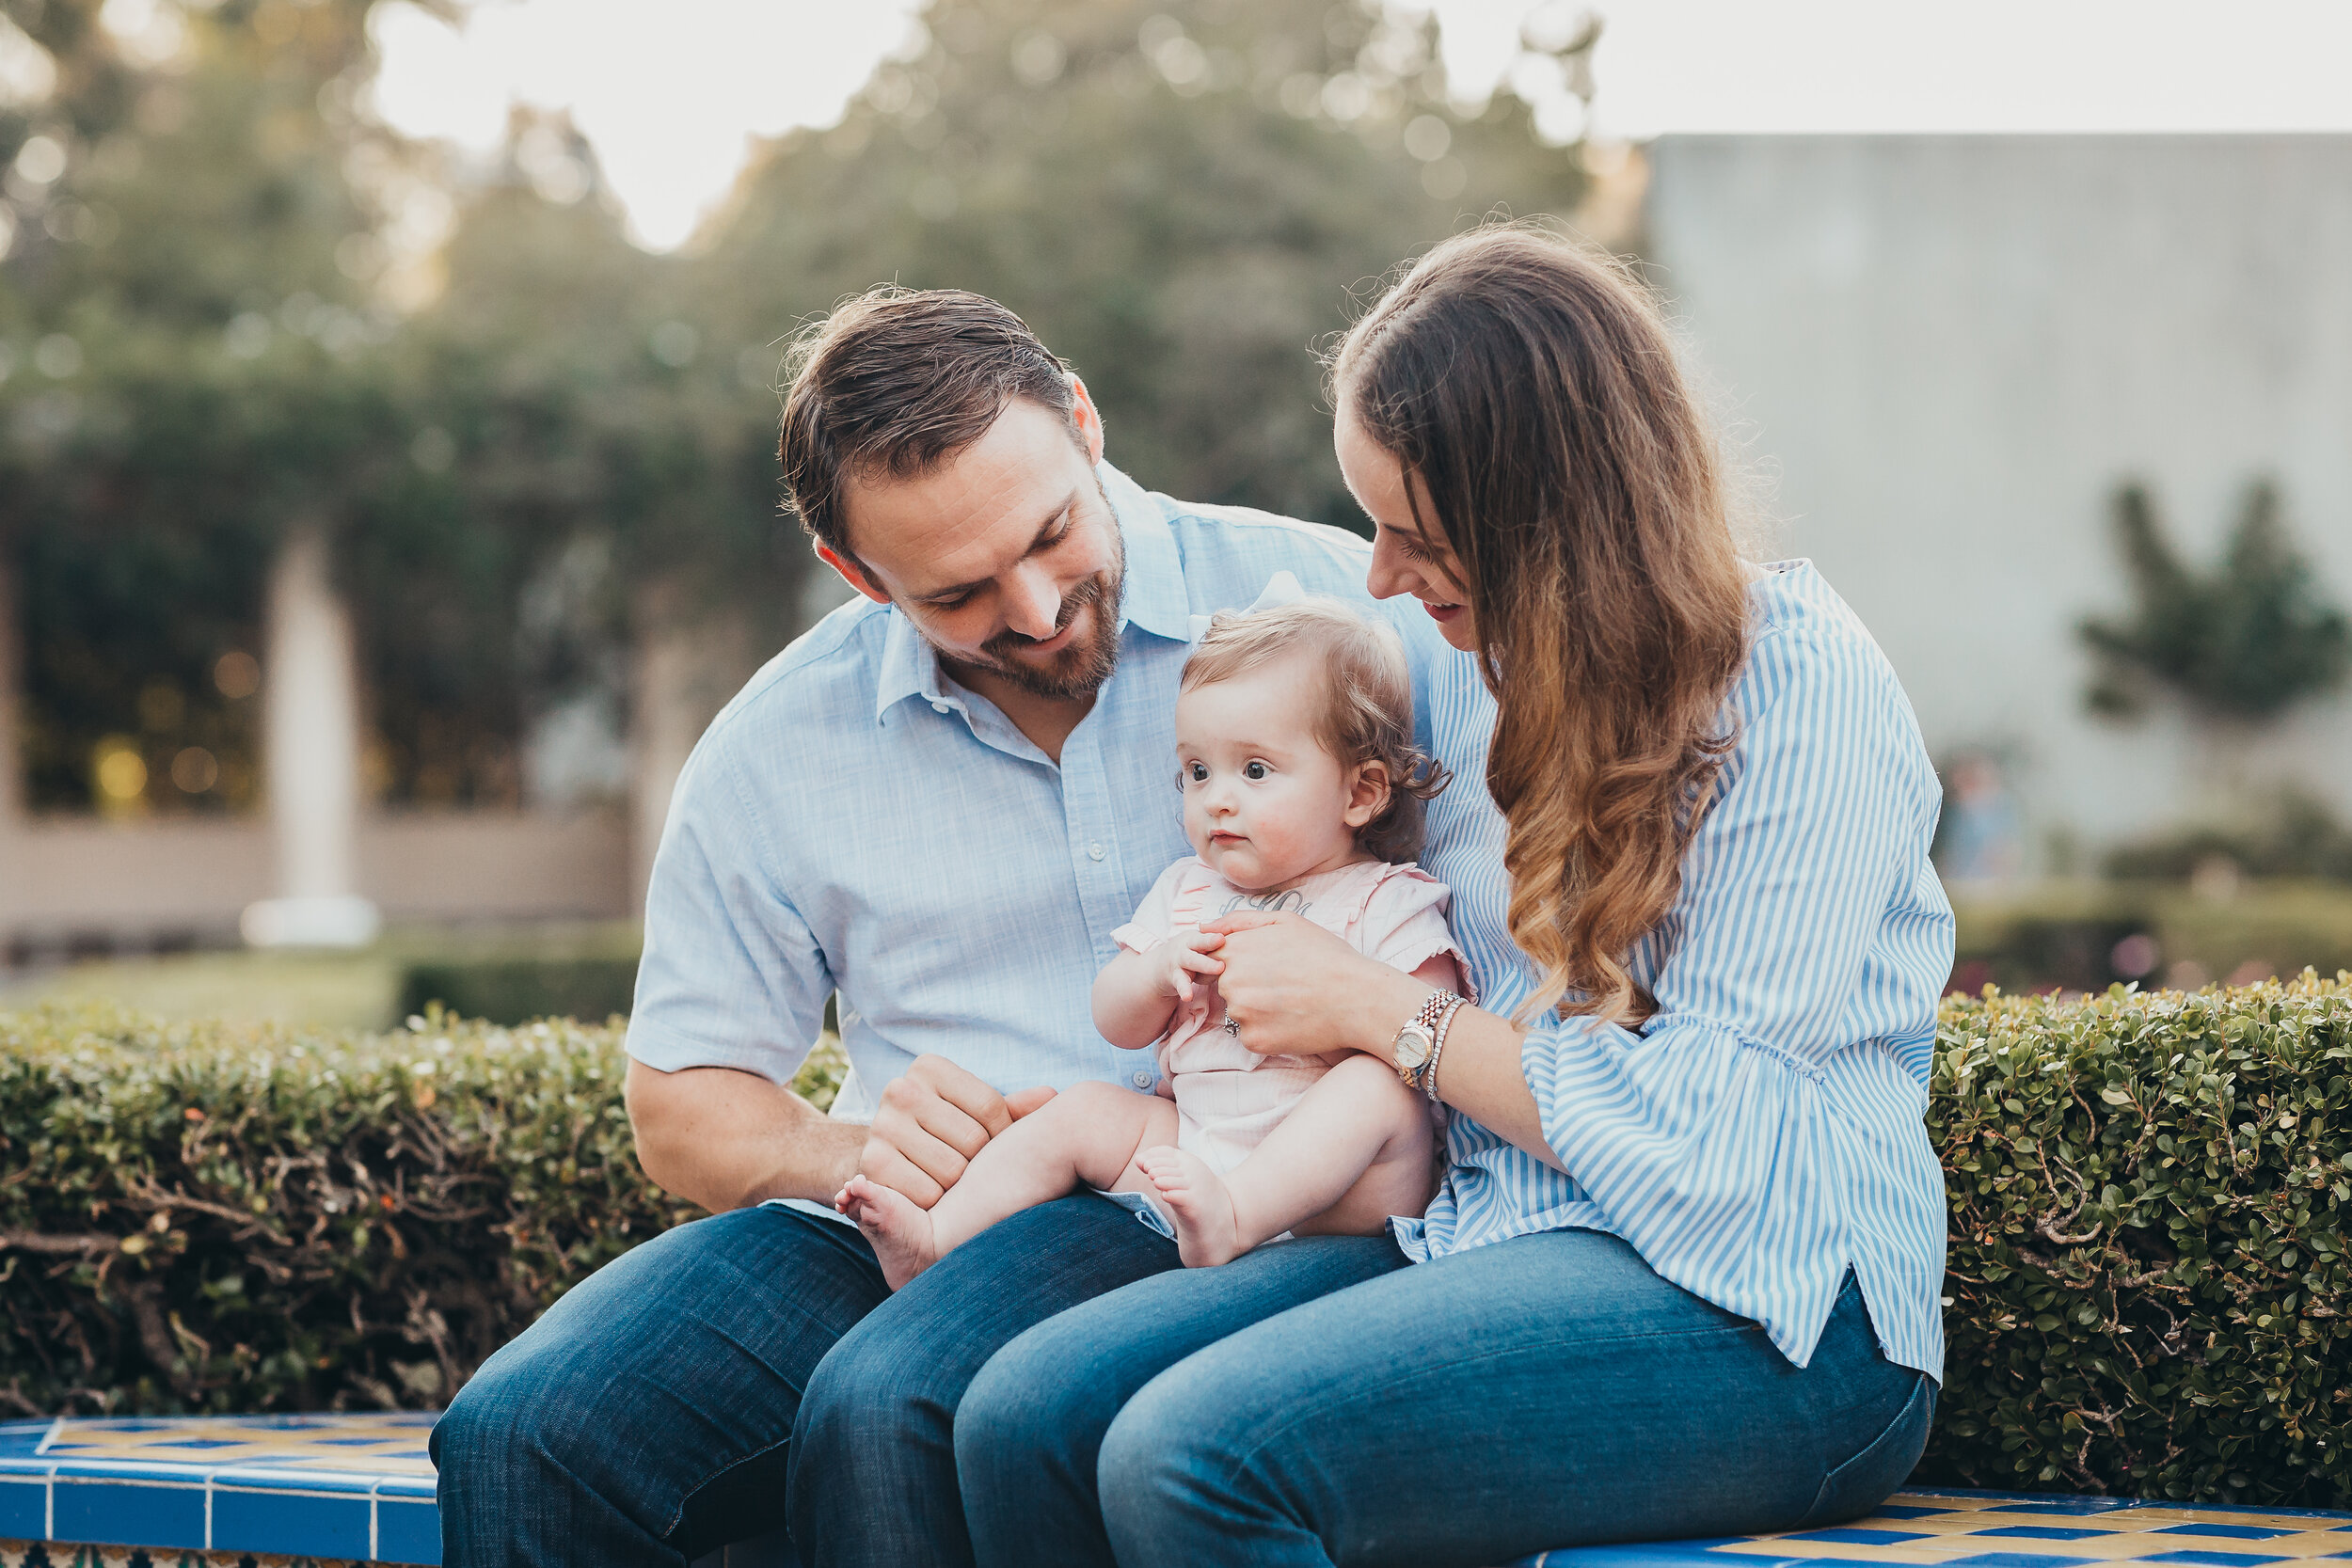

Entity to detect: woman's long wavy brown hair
[1333,225,1752,1026]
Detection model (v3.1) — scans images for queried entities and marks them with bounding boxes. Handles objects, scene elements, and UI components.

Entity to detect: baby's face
[1174,655,1378,892]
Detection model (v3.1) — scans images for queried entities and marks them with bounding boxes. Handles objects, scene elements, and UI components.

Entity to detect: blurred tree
[2080,479,2350,722]
[1,0,413,812]
[694,0,1594,532]
[3,0,1596,814]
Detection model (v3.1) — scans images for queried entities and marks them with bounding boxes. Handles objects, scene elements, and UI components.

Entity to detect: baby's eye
[1184,760,1209,784]
[1242,760,1269,781]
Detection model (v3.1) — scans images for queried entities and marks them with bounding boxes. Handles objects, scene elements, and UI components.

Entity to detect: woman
[956,225,1953,1567]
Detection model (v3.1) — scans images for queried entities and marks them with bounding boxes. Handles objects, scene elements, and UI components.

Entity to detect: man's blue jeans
[430,1195,1182,1566]
[958,1229,1934,1568]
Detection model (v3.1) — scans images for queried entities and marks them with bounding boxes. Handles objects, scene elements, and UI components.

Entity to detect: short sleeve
[1111,857,1198,956]
[626,740,835,1085]
[1357,865,1470,994]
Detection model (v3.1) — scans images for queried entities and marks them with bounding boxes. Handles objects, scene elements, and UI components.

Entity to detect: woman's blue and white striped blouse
[1401,560,1955,1382]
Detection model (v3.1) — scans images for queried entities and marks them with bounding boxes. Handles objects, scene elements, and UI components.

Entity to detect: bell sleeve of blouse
[1517,615,1943,1359]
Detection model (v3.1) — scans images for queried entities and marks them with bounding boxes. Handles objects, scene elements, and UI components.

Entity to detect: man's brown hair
[777,286,1082,557]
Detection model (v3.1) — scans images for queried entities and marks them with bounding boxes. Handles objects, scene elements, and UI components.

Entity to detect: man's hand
[859,1054,1057,1209]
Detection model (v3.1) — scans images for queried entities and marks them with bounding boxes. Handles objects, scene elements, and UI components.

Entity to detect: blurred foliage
[1948,881,2352,997]
[1918,975,2351,1507]
[3,920,647,1031]
[2081,480,2350,723]
[0,1002,843,1415]
[2105,790,2352,885]
[5,985,2346,1513]
[1,0,1596,812]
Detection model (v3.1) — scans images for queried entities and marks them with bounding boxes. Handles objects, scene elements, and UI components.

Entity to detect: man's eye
[1242,761,1268,781]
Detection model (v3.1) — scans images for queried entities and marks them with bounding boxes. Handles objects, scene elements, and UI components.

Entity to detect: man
[431,286,1486,1566]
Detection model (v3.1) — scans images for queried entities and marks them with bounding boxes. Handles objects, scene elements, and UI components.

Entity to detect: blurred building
[1645,134,2352,871]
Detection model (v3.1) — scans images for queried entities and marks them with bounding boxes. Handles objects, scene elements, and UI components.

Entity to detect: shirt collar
[873,461,1192,723]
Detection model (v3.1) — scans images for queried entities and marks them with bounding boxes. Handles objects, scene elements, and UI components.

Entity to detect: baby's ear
[1343,760,1391,830]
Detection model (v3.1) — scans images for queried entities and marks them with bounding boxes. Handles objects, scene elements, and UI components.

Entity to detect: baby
[836,591,1465,1285]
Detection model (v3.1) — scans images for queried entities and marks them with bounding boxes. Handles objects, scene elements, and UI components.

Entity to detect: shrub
[0,1004,843,1417]
[2,985,2344,1508]
[395,956,642,1029]
[1950,882,2352,993]
[1916,974,2350,1507]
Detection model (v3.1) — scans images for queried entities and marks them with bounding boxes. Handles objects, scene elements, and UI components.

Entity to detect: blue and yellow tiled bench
[6,1414,2350,1568]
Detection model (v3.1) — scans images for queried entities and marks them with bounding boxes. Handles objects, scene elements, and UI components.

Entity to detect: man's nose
[1005,566,1062,641]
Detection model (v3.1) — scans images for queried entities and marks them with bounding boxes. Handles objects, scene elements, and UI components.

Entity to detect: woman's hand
[1200,910,1425,1060]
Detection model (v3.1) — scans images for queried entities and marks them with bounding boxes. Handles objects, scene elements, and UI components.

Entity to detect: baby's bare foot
[835,1174,940,1291]
[1136,1145,1246,1268]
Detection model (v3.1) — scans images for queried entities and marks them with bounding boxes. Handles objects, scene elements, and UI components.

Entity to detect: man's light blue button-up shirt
[626,464,1483,1122]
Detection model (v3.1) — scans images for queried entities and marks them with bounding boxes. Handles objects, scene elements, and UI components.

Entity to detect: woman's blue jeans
[958,1229,1934,1568]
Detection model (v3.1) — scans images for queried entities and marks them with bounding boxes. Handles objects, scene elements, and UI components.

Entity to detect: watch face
[1394,1022,1435,1069]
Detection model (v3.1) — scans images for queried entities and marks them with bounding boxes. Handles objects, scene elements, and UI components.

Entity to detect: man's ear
[1343,760,1391,831]
[817,541,891,607]
[1068,373,1107,466]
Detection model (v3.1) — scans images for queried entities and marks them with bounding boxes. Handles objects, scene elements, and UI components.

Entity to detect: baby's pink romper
[1110,856,1468,1180]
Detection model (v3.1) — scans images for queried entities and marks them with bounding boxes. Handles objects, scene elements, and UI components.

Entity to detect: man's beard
[938,524,1127,703]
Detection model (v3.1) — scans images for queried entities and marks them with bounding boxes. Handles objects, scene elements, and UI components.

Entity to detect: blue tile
[1941,1554,2101,1568]
[0,1475,47,1538]
[2155,1525,2296,1541]
[145,1436,250,1449]
[0,1458,58,1479]
[213,1485,373,1557]
[1790,1529,1930,1545]
[52,1457,221,1485]
[210,1464,382,1494]
[377,1496,445,1565]
[1976,1527,2121,1541]
[1511,1546,1810,1568]
[378,1473,439,1499]
[51,1477,207,1550]
[0,1422,53,1460]
[1983,1499,2140,1516]
[2137,1553,2287,1567]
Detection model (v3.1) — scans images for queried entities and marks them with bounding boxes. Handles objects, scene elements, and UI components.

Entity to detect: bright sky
[368,0,2352,251]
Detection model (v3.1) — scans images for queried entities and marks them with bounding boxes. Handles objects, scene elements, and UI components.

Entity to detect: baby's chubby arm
[1092,931,1225,1050]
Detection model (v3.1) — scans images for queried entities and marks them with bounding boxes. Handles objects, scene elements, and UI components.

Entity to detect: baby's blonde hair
[1181,598,1451,863]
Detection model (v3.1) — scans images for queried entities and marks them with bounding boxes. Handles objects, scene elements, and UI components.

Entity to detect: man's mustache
[984,575,1107,657]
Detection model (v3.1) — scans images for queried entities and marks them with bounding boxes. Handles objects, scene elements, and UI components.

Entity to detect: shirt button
[1089,842,1105,861]
[931,702,950,714]
[1132,1070,1153,1089]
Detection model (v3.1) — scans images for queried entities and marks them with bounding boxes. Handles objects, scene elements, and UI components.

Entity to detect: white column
[241,529,379,947]
[0,555,23,940]
[628,577,771,914]
[0,553,22,830]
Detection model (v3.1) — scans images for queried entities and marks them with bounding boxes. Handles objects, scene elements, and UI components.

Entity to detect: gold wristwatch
[1394,990,1465,1093]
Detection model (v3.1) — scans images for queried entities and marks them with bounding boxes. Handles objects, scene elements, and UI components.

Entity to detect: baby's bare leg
[1138,1053,1435,1267]
[839,1080,1176,1289]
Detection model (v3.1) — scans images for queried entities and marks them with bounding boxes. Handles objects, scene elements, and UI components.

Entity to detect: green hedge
[2,984,2345,1508]
[1950,881,2352,992]
[394,957,642,1030]
[1916,974,2349,1507]
[0,1005,842,1417]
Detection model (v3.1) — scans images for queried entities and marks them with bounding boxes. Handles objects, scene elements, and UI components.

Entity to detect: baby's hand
[1149,930,1225,1003]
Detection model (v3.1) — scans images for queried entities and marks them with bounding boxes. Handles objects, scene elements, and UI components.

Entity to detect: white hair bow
[1187,570,1307,642]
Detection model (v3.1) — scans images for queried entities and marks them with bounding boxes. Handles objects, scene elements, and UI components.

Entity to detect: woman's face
[1334,403,1477,653]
